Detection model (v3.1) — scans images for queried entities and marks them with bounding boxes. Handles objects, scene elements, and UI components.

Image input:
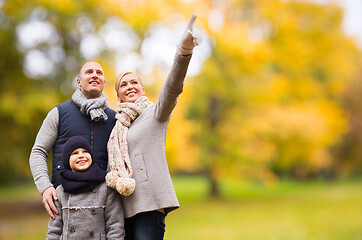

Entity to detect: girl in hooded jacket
[46,136,124,240]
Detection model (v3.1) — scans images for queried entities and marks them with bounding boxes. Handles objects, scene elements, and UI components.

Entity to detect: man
[29,62,116,219]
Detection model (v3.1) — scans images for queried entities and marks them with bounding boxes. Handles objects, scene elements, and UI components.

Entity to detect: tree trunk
[207,96,221,198]
[209,174,219,198]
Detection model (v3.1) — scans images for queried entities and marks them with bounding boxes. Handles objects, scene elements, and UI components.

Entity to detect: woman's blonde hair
[115,71,143,92]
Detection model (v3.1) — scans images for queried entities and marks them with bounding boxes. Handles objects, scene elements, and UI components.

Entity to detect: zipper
[90,121,94,150]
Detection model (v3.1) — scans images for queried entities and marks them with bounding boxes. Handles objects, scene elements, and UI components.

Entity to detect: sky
[315,0,362,47]
[339,0,362,47]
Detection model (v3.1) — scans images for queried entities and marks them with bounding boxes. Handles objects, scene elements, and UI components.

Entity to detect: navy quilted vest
[51,100,116,188]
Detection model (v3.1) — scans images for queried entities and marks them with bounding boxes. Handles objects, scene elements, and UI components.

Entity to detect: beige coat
[120,53,192,218]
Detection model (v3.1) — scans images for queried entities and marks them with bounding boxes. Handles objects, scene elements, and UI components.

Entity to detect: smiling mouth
[77,160,88,165]
[126,92,137,96]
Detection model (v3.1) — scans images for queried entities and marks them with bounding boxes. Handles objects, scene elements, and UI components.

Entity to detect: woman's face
[117,73,145,103]
[69,148,92,173]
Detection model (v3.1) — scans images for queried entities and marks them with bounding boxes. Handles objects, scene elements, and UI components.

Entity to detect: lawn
[0,176,361,240]
[167,176,362,240]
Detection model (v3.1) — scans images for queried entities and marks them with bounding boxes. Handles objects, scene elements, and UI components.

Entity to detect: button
[92,189,97,193]
[58,165,61,169]
[89,231,94,237]
[140,167,143,170]
[91,209,96,215]
[69,227,75,233]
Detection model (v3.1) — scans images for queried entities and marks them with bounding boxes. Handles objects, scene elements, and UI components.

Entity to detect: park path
[0,200,44,218]
[0,200,48,239]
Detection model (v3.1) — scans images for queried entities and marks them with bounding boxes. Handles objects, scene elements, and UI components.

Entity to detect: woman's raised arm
[155,14,200,121]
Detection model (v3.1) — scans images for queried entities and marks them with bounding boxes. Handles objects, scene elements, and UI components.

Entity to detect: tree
[187,0,361,196]
[333,72,362,177]
[0,0,210,183]
[0,0,113,183]
[0,0,361,193]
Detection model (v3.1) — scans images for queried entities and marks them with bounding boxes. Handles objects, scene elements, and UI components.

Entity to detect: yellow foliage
[221,99,347,175]
[0,90,59,126]
[165,84,200,172]
[2,0,361,182]
[38,0,80,14]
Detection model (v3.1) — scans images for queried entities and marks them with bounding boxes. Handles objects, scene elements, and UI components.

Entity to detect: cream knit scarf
[106,96,152,196]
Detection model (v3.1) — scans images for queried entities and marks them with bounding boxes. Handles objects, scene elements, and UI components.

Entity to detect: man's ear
[76,77,81,87]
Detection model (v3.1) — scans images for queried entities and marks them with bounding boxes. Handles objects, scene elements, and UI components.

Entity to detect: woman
[106,15,200,239]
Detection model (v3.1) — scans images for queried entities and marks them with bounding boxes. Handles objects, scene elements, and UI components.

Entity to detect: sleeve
[46,190,63,239]
[105,188,125,239]
[29,107,59,194]
[154,53,192,122]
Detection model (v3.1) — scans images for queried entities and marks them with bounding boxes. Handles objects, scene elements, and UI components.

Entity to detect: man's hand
[42,186,59,220]
[177,14,201,55]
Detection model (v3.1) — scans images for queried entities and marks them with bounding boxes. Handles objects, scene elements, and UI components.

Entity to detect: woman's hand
[177,14,201,55]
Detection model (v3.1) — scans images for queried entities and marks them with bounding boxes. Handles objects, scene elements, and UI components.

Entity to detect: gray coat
[121,53,192,218]
[46,182,124,240]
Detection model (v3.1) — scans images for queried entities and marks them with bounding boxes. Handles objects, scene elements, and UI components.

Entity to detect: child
[46,136,124,239]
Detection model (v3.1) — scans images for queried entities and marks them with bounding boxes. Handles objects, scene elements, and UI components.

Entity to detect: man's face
[77,62,106,99]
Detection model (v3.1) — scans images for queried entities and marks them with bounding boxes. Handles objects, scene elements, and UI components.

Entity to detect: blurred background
[0,0,361,239]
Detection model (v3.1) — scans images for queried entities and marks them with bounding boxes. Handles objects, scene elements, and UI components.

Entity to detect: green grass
[166,176,362,240]
[0,176,361,240]
[0,181,41,202]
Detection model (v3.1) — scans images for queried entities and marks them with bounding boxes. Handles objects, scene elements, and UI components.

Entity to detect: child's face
[69,148,92,172]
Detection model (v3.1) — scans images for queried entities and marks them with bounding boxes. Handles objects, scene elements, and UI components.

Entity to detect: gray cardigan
[121,53,192,218]
[46,182,124,239]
